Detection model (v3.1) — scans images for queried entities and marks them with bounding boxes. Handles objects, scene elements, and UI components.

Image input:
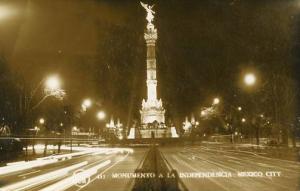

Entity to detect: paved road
[1,145,299,191]
[0,147,147,191]
[68,148,146,191]
[160,145,300,191]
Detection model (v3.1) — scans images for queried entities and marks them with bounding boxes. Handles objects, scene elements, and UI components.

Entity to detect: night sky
[0,0,299,125]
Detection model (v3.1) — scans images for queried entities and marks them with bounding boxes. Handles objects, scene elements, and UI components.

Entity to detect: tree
[265,73,297,146]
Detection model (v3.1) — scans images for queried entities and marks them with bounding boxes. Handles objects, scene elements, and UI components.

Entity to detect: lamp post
[22,75,64,139]
[96,111,106,141]
[32,125,40,155]
[31,75,65,110]
[22,75,64,126]
[243,72,261,145]
[70,126,78,153]
[82,99,92,112]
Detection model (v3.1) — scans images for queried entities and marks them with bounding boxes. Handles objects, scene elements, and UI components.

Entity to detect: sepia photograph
[0,0,299,190]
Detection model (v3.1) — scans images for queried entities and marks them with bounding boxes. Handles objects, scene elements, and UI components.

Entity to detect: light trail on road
[160,145,300,191]
[0,145,299,191]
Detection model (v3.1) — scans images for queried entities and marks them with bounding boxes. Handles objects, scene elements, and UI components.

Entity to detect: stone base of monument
[139,128,170,139]
[126,126,179,140]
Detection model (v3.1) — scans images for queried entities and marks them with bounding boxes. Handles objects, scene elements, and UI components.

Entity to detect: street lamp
[83,99,92,107]
[96,111,106,120]
[244,73,256,86]
[45,76,60,90]
[31,75,65,110]
[70,126,78,153]
[238,106,242,111]
[82,99,92,111]
[34,125,40,130]
[96,111,106,140]
[39,118,45,124]
[72,126,78,132]
[241,118,246,123]
[213,97,220,105]
[44,75,64,99]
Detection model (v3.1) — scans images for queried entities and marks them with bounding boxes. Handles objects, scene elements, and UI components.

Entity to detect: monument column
[140,2,165,124]
[145,23,158,102]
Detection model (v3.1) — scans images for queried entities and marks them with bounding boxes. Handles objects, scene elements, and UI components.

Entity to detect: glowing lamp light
[96,111,106,120]
[238,107,242,111]
[82,99,92,108]
[39,118,45,124]
[244,73,256,86]
[34,126,40,131]
[43,75,65,100]
[241,118,246,123]
[45,76,60,90]
[213,98,220,105]
[0,6,12,20]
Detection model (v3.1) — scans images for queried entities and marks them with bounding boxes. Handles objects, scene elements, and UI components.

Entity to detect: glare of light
[195,121,199,126]
[45,76,60,90]
[0,6,12,20]
[0,159,58,176]
[34,126,40,131]
[1,162,88,191]
[82,99,92,108]
[213,97,220,105]
[40,160,111,191]
[96,111,106,120]
[39,118,45,124]
[234,131,238,135]
[244,73,256,86]
[237,106,242,111]
[72,126,78,131]
[60,122,63,127]
[201,110,206,116]
[241,118,246,123]
[43,75,65,100]
[260,114,264,118]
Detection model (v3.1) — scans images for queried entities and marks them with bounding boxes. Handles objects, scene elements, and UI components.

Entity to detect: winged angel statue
[140,2,155,25]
